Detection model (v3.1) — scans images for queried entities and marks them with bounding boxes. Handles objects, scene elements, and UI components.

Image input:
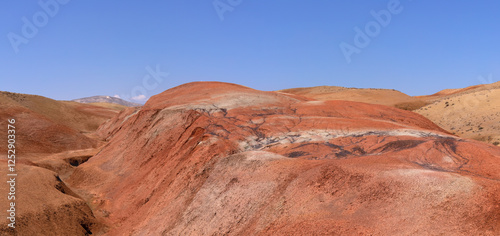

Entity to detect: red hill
[67,82,500,235]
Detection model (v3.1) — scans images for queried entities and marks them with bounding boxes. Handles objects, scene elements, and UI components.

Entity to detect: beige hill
[415,82,500,146]
[278,86,428,110]
[417,81,500,102]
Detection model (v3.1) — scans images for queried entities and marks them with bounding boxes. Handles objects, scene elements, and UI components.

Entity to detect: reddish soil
[0,92,119,235]
[0,91,119,153]
[0,161,101,235]
[278,85,429,110]
[64,82,500,235]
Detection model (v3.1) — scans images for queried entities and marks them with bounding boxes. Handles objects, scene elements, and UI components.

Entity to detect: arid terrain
[415,82,500,146]
[0,92,120,153]
[278,86,429,110]
[1,82,500,235]
[0,91,120,235]
[281,83,500,146]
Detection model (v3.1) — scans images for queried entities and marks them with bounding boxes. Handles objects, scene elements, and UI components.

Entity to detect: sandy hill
[278,86,429,110]
[415,81,500,146]
[417,81,500,102]
[58,82,500,235]
[72,95,141,107]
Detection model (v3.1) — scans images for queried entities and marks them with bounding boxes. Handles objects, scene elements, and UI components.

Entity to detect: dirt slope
[67,82,500,235]
[0,91,119,153]
[0,91,120,235]
[0,161,100,235]
[86,102,129,111]
[278,86,428,110]
[417,81,500,103]
[415,82,500,145]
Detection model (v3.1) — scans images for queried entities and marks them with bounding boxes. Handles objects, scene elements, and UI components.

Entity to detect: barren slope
[0,91,119,153]
[417,81,500,103]
[0,91,119,235]
[416,82,500,145]
[86,102,129,111]
[67,82,500,235]
[278,86,428,110]
[0,161,101,235]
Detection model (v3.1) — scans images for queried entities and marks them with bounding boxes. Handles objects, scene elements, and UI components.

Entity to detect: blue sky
[1,1,499,102]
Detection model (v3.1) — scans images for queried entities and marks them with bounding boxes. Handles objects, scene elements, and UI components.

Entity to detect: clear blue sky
[1,1,499,102]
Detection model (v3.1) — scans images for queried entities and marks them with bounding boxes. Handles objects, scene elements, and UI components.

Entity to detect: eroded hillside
[64,82,500,235]
[0,92,119,235]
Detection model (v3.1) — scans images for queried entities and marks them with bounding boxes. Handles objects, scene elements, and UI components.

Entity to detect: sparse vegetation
[394,101,430,111]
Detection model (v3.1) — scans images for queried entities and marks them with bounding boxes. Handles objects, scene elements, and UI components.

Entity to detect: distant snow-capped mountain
[72,95,141,107]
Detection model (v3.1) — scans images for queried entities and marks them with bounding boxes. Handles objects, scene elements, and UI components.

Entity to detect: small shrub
[394,101,431,111]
